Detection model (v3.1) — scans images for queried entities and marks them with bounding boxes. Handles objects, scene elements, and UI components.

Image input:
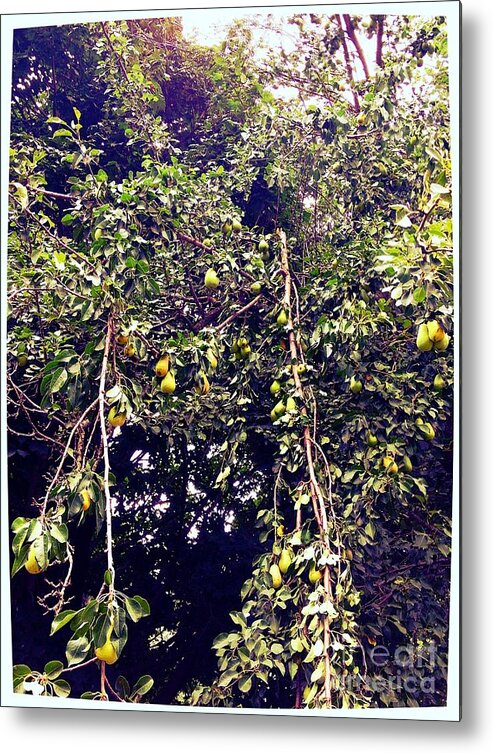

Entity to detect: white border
[1,1,461,721]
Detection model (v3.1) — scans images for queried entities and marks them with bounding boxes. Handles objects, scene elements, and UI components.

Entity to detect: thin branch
[337,15,360,112]
[98,315,115,590]
[376,16,385,69]
[343,15,370,80]
[216,295,262,332]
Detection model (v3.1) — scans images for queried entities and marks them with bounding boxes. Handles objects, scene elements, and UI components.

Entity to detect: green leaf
[13,664,31,680]
[413,286,426,303]
[40,367,68,396]
[50,609,77,635]
[44,660,64,680]
[131,675,154,697]
[124,596,144,623]
[53,679,71,698]
[66,635,91,666]
[49,522,69,543]
[238,675,252,693]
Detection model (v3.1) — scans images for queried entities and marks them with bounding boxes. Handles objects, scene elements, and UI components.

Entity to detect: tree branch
[343,15,370,80]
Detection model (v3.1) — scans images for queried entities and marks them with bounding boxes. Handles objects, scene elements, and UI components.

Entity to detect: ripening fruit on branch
[434,333,450,352]
[427,320,445,343]
[270,380,281,396]
[250,281,262,294]
[350,376,363,394]
[95,624,118,665]
[416,323,433,352]
[258,239,269,254]
[81,489,91,511]
[269,563,283,589]
[367,431,378,447]
[271,400,286,421]
[116,334,129,345]
[382,456,398,474]
[24,543,45,574]
[207,348,218,370]
[17,354,28,367]
[276,525,285,537]
[356,112,367,127]
[205,269,220,290]
[418,422,436,441]
[222,217,233,237]
[232,219,242,233]
[309,563,322,585]
[108,406,126,427]
[123,344,136,358]
[403,455,413,473]
[277,309,288,327]
[433,374,446,391]
[297,363,307,375]
[286,396,297,413]
[155,354,170,377]
[279,549,292,574]
[194,373,210,395]
[203,238,212,248]
[240,344,251,359]
[160,371,176,394]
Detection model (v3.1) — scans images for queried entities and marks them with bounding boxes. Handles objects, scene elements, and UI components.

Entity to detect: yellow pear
[382,456,393,469]
[124,344,136,358]
[416,323,433,352]
[350,376,363,394]
[81,489,91,511]
[270,380,281,395]
[420,422,436,440]
[155,354,170,377]
[207,349,218,370]
[434,333,450,352]
[269,563,282,589]
[116,334,129,345]
[95,625,118,665]
[286,397,297,413]
[204,269,219,290]
[108,406,126,427]
[277,309,288,327]
[433,374,446,391]
[221,217,233,237]
[195,374,210,395]
[279,549,292,574]
[24,543,44,574]
[240,344,251,359]
[161,372,176,394]
[273,400,286,418]
[388,461,398,475]
[367,432,378,447]
[427,320,445,343]
[309,563,322,585]
[232,219,242,233]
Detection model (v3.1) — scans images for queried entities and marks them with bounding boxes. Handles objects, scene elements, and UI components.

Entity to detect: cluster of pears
[232,336,251,360]
[116,332,137,358]
[221,216,242,238]
[156,353,176,394]
[416,320,450,352]
[269,547,294,589]
[270,390,297,423]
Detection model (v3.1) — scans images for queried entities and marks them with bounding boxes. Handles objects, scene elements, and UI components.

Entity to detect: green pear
[222,217,233,237]
[270,380,281,395]
[279,549,292,574]
[277,309,288,327]
[160,371,176,394]
[269,563,282,589]
[427,320,445,343]
[232,219,242,233]
[367,432,378,447]
[434,333,450,352]
[350,376,363,394]
[251,282,262,294]
[403,455,413,473]
[204,269,219,290]
[416,323,433,352]
[309,563,322,585]
[258,239,269,253]
[273,400,286,418]
[286,396,297,412]
[433,374,446,391]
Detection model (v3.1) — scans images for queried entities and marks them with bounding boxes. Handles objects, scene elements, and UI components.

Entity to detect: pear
[205,268,219,290]
[269,563,283,589]
[160,371,176,394]
[222,217,233,237]
[433,374,446,391]
[203,238,213,248]
[273,400,286,418]
[286,396,297,413]
[416,323,433,352]
[232,219,242,233]
[94,227,103,241]
[95,624,118,665]
[367,432,378,447]
[250,282,262,294]
[195,374,210,395]
[356,112,367,127]
[403,455,413,473]
[270,380,281,395]
[155,354,170,377]
[427,320,445,343]
[309,563,322,585]
[415,417,424,427]
[297,363,307,375]
[434,333,450,352]
[388,461,398,475]
[382,456,393,470]
[124,344,136,358]
[116,334,129,345]
[350,376,363,394]
[17,354,28,368]
[207,349,218,370]
[279,549,292,574]
[240,344,251,359]
[276,524,285,537]
[277,309,288,327]
[420,422,436,440]
[81,489,91,511]
[24,542,44,575]
[108,406,126,427]
[258,239,269,253]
